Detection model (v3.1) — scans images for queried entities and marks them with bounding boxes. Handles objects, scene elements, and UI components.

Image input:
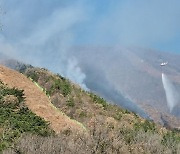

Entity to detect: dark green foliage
[162,131,180,146]
[119,128,136,144]
[25,69,72,97]
[18,64,33,73]
[132,112,138,118]
[134,120,156,132]
[0,87,25,103]
[0,82,52,151]
[122,109,131,114]
[27,71,39,82]
[79,111,87,118]
[89,93,108,109]
[161,131,180,153]
[0,85,25,110]
[66,98,75,107]
[56,73,66,81]
[120,120,156,144]
[54,79,71,96]
[13,62,33,74]
[47,78,72,97]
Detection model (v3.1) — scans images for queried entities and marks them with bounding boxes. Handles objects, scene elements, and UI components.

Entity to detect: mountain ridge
[70,46,180,128]
[0,65,84,133]
[0,63,180,153]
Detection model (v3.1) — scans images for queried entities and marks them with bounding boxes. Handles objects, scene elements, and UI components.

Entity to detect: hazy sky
[1,0,180,53]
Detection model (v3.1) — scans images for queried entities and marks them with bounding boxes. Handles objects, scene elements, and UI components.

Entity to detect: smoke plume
[162,73,179,112]
[0,1,88,89]
[1,0,180,119]
[83,66,150,119]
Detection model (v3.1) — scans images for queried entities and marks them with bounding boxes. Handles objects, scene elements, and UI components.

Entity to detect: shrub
[27,72,39,82]
[134,120,156,132]
[79,111,87,118]
[0,82,52,152]
[66,98,75,107]
[122,109,130,114]
[162,131,180,153]
[55,79,71,96]
[47,78,72,97]
[90,93,108,109]
[119,128,136,144]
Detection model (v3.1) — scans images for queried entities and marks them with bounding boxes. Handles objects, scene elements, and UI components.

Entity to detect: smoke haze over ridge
[0,1,180,119]
[0,0,180,83]
[0,1,89,89]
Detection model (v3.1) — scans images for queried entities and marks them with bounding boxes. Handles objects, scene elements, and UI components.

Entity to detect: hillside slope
[71,46,180,128]
[0,78,52,151]
[0,64,180,153]
[1,48,180,129]
[17,65,180,153]
[0,65,84,133]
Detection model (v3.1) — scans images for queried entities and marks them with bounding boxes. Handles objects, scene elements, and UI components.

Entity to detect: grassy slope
[0,64,179,153]
[0,81,52,152]
[0,65,85,136]
[11,66,179,154]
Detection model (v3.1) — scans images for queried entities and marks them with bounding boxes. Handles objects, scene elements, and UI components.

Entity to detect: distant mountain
[71,46,180,128]
[1,47,180,128]
[0,54,150,119]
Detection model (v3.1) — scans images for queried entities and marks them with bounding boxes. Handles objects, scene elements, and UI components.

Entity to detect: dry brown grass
[4,117,179,154]
[0,65,84,133]
[2,65,180,154]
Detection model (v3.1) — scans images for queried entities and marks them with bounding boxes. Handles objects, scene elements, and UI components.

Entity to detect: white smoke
[0,1,89,90]
[66,57,88,90]
[162,73,179,112]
